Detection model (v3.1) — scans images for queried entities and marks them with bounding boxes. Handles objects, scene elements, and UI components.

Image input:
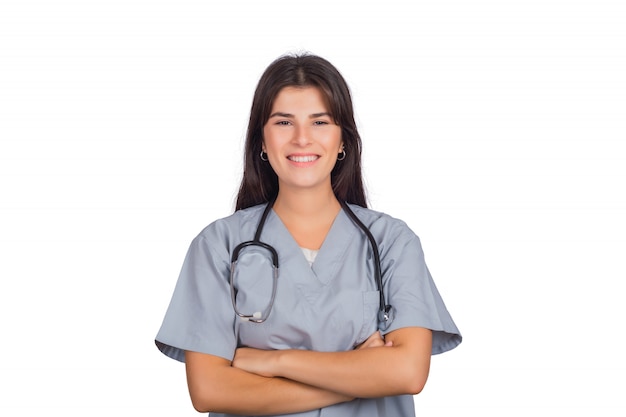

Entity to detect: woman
[155,53,461,416]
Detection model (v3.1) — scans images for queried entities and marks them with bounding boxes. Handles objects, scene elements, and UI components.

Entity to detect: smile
[288,155,319,163]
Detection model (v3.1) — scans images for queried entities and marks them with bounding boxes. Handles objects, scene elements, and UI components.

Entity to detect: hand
[232,347,278,377]
[355,330,393,350]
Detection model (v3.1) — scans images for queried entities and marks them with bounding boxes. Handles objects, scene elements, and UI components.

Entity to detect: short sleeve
[155,226,236,362]
[380,231,462,355]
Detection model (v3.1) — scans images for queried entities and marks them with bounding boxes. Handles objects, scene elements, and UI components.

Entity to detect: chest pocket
[316,286,381,350]
[303,287,381,350]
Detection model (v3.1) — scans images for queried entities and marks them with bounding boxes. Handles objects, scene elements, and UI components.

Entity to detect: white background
[1,0,625,415]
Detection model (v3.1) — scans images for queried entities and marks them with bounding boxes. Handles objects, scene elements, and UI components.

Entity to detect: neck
[273,185,340,219]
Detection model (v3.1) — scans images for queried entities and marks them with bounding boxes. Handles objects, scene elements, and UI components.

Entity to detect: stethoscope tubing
[339,200,392,322]
[230,196,391,323]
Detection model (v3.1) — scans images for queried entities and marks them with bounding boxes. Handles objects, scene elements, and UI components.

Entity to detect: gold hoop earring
[260,151,268,161]
[337,148,346,161]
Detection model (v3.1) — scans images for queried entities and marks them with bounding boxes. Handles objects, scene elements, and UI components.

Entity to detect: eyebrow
[268,112,332,119]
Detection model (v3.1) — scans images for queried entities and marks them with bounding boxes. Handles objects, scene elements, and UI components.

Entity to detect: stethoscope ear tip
[378,305,393,323]
[239,312,262,322]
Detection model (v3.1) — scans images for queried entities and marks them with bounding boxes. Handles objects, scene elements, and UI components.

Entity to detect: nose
[292,124,311,146]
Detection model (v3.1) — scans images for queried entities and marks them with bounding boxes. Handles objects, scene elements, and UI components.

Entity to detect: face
[262,86,343,194]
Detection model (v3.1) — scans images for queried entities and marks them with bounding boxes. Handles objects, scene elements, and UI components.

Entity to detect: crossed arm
[185,326,432,415]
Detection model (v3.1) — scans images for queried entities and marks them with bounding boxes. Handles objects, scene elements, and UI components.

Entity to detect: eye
[276,120,291,126]
[313,120,329,126]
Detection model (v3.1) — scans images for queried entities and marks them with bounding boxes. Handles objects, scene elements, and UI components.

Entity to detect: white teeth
[289,155,318,163]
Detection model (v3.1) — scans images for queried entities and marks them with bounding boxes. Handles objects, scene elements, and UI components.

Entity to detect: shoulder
[191,204,267,250]
[347,205,417,237]
[346,204,422,252]
[199,204,265,234]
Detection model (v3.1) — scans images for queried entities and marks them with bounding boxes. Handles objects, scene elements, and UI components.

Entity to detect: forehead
[271,86,329,112]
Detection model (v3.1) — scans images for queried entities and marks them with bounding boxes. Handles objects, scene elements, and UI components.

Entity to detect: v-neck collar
[264,207,359,286]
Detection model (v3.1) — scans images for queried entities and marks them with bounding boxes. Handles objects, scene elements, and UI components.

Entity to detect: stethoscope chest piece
[229,199,279,323]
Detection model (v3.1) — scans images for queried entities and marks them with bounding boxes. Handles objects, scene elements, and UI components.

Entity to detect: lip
[286,153,320,166]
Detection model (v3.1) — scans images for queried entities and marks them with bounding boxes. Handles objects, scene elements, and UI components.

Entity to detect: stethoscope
[230,196,392,324]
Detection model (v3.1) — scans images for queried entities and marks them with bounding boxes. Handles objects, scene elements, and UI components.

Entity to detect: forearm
[185,351,352,415]
[236,327,432,398]
[277,346,426,398]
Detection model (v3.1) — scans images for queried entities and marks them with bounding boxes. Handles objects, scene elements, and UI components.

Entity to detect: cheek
[262,128,288,152]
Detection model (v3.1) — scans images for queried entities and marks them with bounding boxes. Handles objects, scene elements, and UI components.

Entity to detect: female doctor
[155,53,461,416]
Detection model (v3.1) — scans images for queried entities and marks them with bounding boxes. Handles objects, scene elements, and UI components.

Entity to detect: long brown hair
[235,53,367,211]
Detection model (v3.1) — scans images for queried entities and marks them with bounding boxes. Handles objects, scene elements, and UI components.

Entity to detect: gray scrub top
[156,204,462,417]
